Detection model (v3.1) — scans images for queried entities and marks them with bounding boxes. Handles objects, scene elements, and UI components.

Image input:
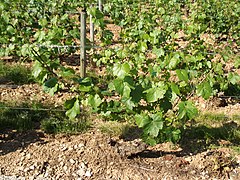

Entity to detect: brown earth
[0,127,240,180]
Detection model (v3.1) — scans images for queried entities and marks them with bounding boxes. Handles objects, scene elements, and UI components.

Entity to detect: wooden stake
[80,10,86,78]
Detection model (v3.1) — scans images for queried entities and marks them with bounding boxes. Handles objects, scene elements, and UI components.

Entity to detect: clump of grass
[99,121,131,137]
[181,113,240,154]
[0,102,91,134]
[195,113,228,124]
[0,62,33,84]
[41,117,91,134]
[0,103,47,132]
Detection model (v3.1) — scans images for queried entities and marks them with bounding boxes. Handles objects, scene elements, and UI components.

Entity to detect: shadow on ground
[121,121,240,159]
[0,130,46,156]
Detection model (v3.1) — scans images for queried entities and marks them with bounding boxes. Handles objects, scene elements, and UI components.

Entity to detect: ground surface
[0,126,239,180]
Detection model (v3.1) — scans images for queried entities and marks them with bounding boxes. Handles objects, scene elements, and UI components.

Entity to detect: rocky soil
[0,128,240,180]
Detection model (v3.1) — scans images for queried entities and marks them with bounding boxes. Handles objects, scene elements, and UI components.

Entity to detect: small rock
[78,143,84,148]
[85,170,92,177]
[26,153,31,159]
[76,168,85,177]
[60,162,64,167]
[70,159,75,164]
[44,172,49,177]
[24,167,30,172]
[63,165,68,172]
[29,165,35,170]
[80,162,86,169]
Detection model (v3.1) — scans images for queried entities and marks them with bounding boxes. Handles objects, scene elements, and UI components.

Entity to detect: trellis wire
[0,43,238,56]
[0,106,66,112]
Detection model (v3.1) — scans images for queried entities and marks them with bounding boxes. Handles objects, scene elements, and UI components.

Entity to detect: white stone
[85,170,92,177]
[70,159,75,164]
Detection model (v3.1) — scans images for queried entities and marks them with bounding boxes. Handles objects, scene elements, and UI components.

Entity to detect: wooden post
[90,4,94,43]
[80,10,86,78]
[98,0,103,12]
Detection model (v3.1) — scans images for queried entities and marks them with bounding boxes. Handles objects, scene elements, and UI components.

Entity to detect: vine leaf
[65,98,80,120]
[113,63,131,79]
[88,94,102,112]
[135,113,150,128]
[196,81,212,100]
[178,101,198,120]
[176,69,188,82]
[144,113,164,137]
[144,82,167,103]
[43,77,58,96]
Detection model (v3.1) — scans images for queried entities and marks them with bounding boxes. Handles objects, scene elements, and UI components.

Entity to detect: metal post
[80,10,86,78]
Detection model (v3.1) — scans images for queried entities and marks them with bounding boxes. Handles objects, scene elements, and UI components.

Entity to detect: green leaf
[113,63,131,79]
[152,47,165,58]
[228,72,240,85]
[113,78,124,94]
[144,113,164,137]
[135,113,150,128]
[170,82,180,95]
[144,82,167,103]
[88,94,102,112]
[122,83,131,99]
[66,98,80,120]
[131,85,144,103]
[169,53,180,69]
[172,129,181,142]
[64,98,76,110]
[76,77,93,92]
[6,25,15,34]
[176,69,188,82]
[44,77,58,88]
[122,98,135,111]
[32,61,43,78]
[60,67,75,78]
[196,81,212,100]
[34,31,46,42]
[21,44,31,56]
[138,41,148,52]
[178,101,198,120]
[43,77,58,96]
[39,18,48,27]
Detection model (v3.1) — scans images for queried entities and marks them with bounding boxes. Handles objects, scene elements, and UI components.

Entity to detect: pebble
[76,168,85,177]
[63,165,68,172]
[26,154,31,159]
[85,170,92,177]
[69,159,75,164]
[29,165,35,170]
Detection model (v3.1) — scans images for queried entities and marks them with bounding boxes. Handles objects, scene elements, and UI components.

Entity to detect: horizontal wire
[0,106,66,112]
[0,43,238,56]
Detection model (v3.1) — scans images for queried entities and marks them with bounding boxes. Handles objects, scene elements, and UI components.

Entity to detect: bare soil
[0,127,239,180]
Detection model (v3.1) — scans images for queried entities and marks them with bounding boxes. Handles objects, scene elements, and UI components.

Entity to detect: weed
[99,121,130,137]
[0,62,33,84]
[181,113,240,154]
[41,117,91,134]
[0,102,90,134]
